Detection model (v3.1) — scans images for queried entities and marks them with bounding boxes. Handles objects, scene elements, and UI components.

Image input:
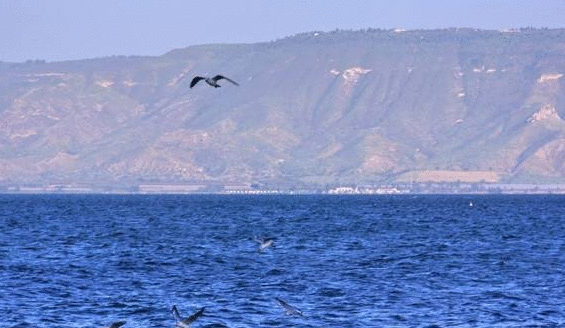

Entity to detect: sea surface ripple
[1,194,564,327]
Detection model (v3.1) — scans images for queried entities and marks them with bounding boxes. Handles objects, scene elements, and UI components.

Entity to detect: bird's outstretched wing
[275,297,303,316]
[171,305,183,322]
[106,321,126,328]
[190,76,205,88]
[212,75,239,86]
[182,307,205,325]
[171,305,205,326]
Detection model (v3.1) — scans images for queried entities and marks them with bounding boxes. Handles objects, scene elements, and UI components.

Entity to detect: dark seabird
[171,305,205,327]
[255,236,274,252]
[104,321,126,328]
[190,75,239,88]
[275,297,303,316]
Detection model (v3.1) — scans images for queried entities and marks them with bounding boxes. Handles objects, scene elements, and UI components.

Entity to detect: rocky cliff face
[2,28,565,189]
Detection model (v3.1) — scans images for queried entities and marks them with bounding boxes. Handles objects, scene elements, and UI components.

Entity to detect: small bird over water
[171,305,205,327]
[255,236,274,252]
[275,297,303,316]
[104,321,126,328]
[190,75,239,88]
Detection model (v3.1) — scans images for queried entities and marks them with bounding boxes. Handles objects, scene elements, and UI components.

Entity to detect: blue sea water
[1,194,564,328]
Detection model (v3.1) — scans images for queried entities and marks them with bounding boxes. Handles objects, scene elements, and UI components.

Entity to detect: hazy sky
[1,0,564,63]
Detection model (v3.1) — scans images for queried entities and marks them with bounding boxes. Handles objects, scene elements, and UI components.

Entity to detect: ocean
[1,194,564,327]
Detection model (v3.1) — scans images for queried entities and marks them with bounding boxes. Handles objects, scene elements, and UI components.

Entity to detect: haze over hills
[2,28,565,191]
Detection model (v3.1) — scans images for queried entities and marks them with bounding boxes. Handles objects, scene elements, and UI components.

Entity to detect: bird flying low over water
[104,321,126,328]
[190,75,239,88]
[275,297,304,316]
[255,236,274,252]
[171,305,205,327]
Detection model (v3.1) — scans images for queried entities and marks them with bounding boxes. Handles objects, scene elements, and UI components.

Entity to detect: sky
[1,0,564,63]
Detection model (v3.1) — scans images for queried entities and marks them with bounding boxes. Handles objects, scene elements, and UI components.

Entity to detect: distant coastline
[3,182,565,195]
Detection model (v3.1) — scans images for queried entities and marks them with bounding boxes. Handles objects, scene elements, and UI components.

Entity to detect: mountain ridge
[2,28,565,190]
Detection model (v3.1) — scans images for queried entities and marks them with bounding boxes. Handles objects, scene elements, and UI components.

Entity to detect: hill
[2,28,565,191]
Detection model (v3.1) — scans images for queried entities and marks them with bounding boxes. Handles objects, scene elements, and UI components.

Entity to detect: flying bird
[104,321,126,328]
[171,305,205,327]
[275,297,303,316]
[190,75,239,88]
[255,236,274,252]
